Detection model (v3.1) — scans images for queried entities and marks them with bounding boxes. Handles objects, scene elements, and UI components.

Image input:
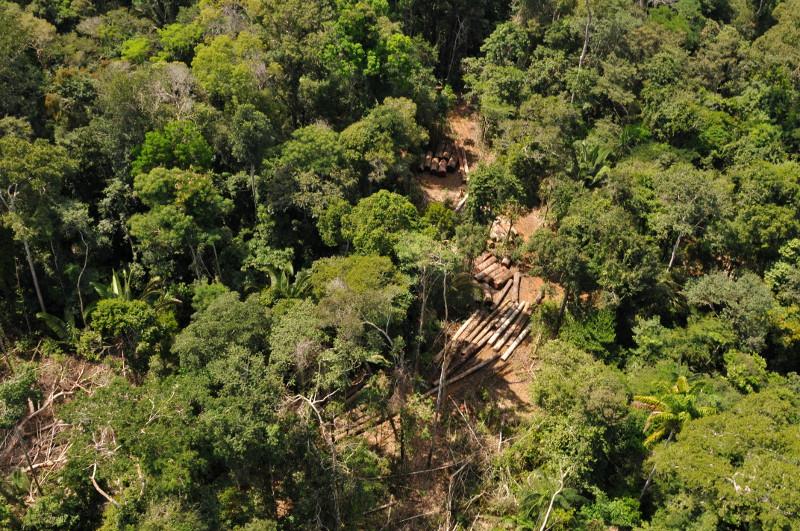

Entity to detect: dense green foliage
[1,0,800,528]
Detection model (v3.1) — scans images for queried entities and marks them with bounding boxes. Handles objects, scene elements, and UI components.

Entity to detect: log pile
[473,251,515,289]
[338,254,538,438]
[419,141,462,177]
[489,216,518,242]
[429,297,533,396]
[432,252,532,373]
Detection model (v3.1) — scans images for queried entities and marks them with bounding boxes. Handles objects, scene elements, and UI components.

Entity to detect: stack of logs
[447,297,532,365]
[339,252,536,436]
[475,252,514,291]
[433,252,535,374]
[420,141,461,177]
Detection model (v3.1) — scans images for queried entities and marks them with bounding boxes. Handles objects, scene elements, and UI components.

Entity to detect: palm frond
[644,428,667,447]
[632,395,667,411]
[672,375,690,394]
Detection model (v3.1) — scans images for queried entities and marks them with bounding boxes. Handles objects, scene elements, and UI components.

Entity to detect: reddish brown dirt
[513,208,546,242]
[415,103,489,205]
[448,102,493,168]
[443,339,536,411]
[416,170,465,205]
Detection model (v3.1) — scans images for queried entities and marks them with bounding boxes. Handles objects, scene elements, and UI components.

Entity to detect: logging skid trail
[335,102,556,527]
[340,104,550,441]
[337,251,545,527]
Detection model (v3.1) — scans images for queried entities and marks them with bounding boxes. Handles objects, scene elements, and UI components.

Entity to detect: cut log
[447,155,458,172]
[512,272,521,303]
[488,302,526,347]
[480,283,493,304]
[424,151,433,170]
[465,304,517,355]
[476,251,492,264]
[455,193,468,213]
[476,262,501,281]
[461,310,487,339]
[453,317,487,358]
[452,311,480,343]
[485,262,507,276]
[434,310,482,363]
[460,146,469,174]
[490,268,514,288]
[461,311,493,345]
[462,302,511,344]
[475,263,499,280]
[463,301,512,344]
[494,308,529,351]
[494,315,529,353]
[530,287,545,306]
[501,328,531,361]
[493,264,513,280]
[475,255,497,272]
[424,355,501,397]
[493,278,513,306]
[492,261,510,273]
[501,257,511,267]
[475,254,497,271]
[437,159,448,176]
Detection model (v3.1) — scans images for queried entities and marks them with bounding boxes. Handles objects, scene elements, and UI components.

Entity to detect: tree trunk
[554,287,570,336]
[427,269,449,468]
[540,470,566,531]
[211,243,222,281]
[571,0,592,104]
[640,429,674,500]
[413,269,429,373]
[23,239,46,314]
[446,16,466,82]
[249,165,259,217]
[667,233,682,271]
[77,232,89,322]
[297,395,340,529]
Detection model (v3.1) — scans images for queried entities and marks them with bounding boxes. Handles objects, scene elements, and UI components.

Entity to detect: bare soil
[416,170,465,205]
[415,103,490,206]
[513,208,546,242]
[448,102,493,168]
[351,106,560,527]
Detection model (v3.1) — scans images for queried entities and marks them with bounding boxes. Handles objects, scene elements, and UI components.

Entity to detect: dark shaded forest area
[1,0,799,529]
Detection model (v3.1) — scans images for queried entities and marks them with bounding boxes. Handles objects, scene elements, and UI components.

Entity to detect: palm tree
[633,375,715,499]
[264,264,311,300]
[89,268,180,311]
[575,140,612,188]
[633,375,713,447]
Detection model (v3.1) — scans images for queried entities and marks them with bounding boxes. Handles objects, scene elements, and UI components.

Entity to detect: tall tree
[0,134,76,314]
